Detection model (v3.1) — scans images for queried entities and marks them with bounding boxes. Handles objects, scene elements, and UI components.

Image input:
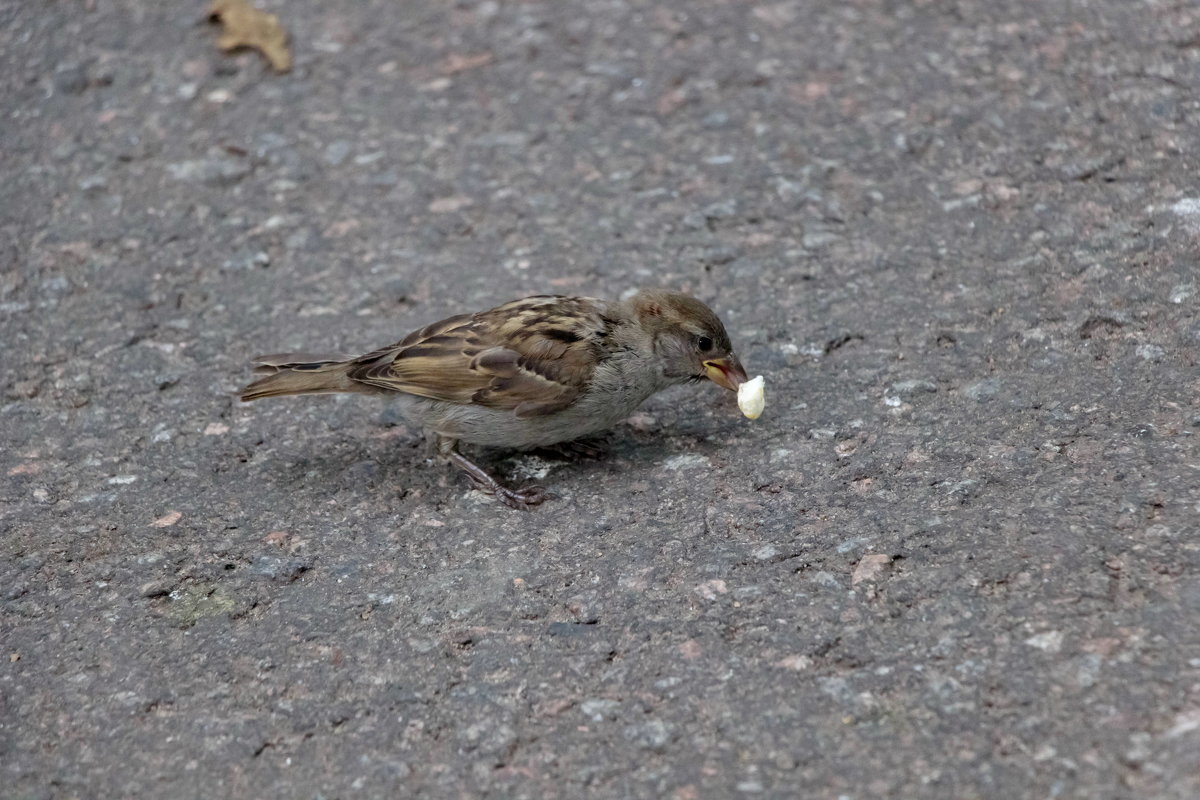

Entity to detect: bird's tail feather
[239,353,369,401]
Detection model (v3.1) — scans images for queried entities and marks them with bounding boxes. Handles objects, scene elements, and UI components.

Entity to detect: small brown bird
[239,289,749,508]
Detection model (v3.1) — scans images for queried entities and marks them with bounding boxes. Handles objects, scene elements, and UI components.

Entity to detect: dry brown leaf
[151,511,183,528]
[438,52,494,76]
[209,0,292,73]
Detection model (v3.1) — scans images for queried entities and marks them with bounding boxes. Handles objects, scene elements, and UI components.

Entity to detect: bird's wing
[347,296,613,417]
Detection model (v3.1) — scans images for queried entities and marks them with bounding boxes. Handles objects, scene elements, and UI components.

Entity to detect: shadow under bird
[239,288,749,508]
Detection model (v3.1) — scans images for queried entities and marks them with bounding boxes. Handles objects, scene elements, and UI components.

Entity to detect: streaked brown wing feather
[346,313,479,402]
[468,346,579,417]
[346,297,610,416]
[249,352,357,375]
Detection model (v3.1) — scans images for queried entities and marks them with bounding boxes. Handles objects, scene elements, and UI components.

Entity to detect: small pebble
[1136,343,1165,361]
[324,140,352,166]
[851,554,892,585]
[963,378,1002,401]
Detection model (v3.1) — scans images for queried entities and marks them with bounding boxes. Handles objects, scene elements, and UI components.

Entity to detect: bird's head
[628,289,748,392]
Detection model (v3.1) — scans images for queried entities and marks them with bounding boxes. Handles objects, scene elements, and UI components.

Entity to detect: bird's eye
[697,335,714,352]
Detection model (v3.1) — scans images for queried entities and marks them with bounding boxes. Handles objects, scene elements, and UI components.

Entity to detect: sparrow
[239,289,749,508]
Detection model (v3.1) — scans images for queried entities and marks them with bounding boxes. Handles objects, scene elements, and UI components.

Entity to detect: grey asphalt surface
[3,1,1200,798]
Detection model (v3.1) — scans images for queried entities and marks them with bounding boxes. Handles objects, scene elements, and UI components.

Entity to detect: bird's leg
[436,436,547,510]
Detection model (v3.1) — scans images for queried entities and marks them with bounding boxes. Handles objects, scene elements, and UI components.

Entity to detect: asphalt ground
[2,1,1199,797]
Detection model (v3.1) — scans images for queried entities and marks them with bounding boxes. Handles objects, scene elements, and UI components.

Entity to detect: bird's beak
[703,355,749,392]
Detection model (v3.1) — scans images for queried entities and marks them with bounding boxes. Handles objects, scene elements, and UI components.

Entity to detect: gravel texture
[3,1,1199,797]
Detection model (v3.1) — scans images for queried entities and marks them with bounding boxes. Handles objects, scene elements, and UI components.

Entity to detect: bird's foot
[442,438,548,510]
[493,483,548,510]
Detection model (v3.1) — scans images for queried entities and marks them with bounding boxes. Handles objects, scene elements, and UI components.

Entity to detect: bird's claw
[494,484,547,510]
[454,452,547,510]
